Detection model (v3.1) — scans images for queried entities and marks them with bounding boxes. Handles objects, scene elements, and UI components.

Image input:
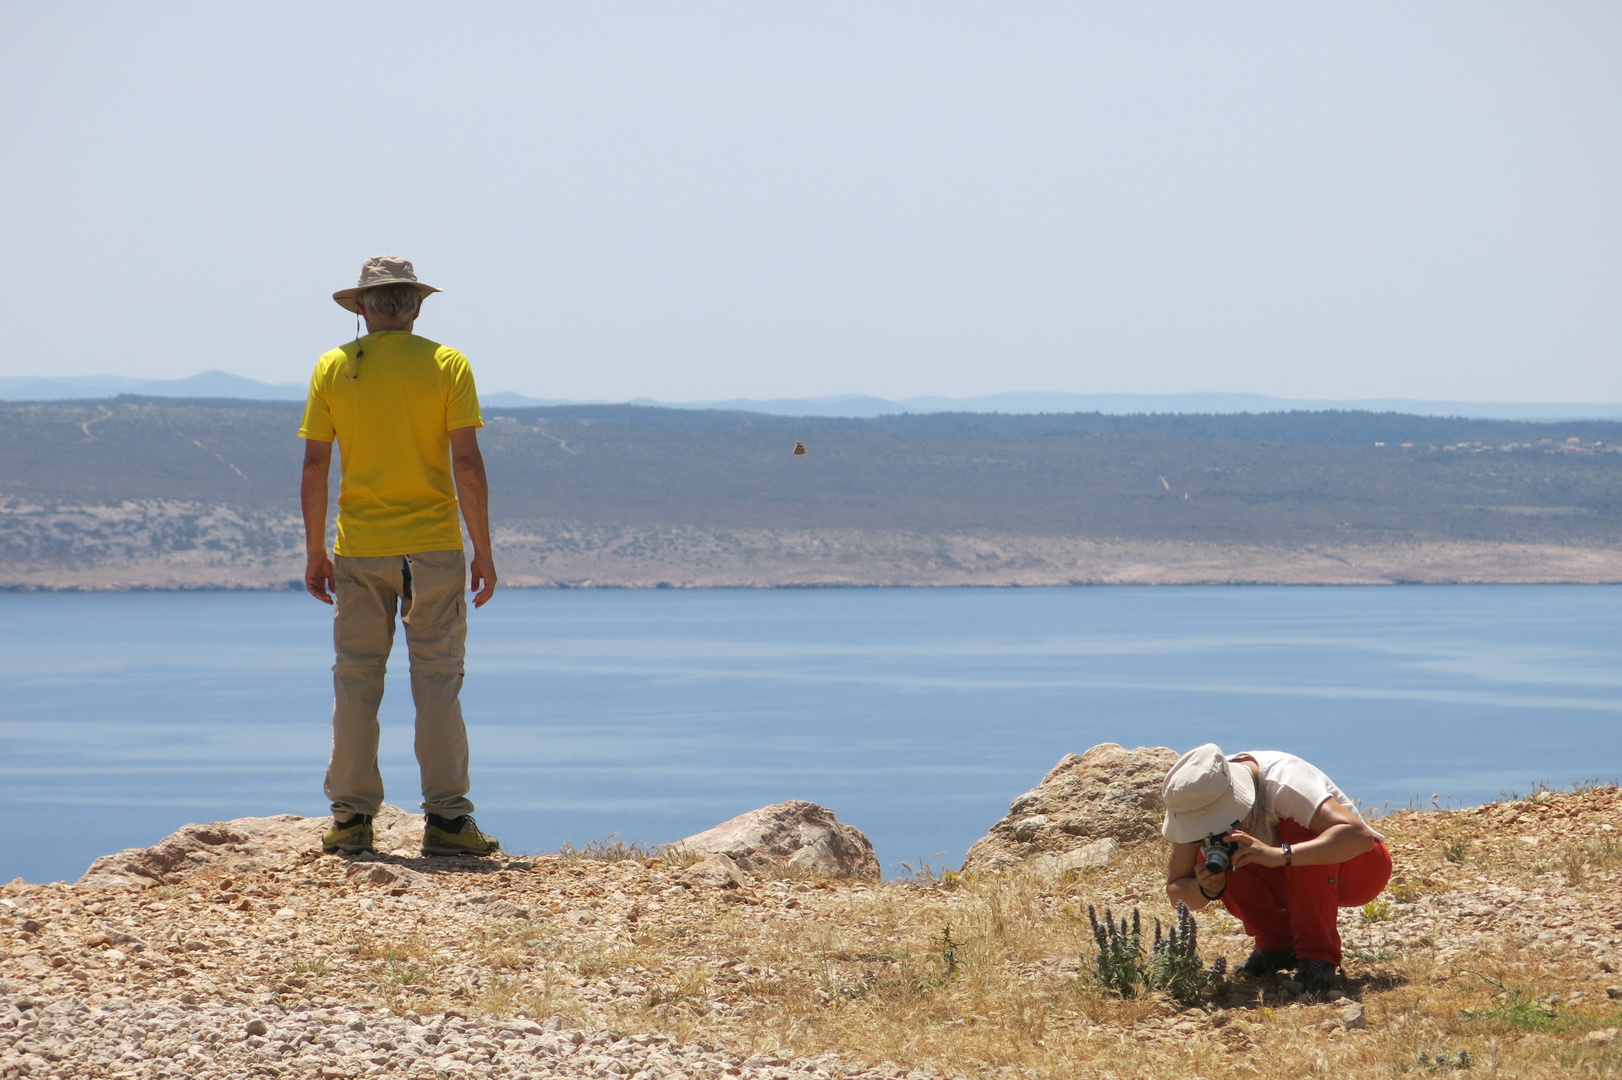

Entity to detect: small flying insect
[793,441,807,455]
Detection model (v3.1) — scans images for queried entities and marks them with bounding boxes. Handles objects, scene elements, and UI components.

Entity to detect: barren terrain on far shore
[5,507,1622,590]
[7,400,1622,589]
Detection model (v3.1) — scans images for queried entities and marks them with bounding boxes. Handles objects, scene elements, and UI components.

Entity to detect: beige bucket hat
[332,255,442,313]
[1160,743,1257,843]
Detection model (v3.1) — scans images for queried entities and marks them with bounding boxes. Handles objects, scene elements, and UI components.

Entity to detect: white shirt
[1232,750,1383,845]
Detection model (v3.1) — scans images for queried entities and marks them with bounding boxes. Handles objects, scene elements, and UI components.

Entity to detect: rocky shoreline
[6,503,1622,590]
[3,751,1620,1080]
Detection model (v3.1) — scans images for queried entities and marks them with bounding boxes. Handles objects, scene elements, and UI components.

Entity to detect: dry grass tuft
[553,834,660,863]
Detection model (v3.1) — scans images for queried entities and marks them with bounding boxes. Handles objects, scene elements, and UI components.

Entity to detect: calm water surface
[2,586,1618,883]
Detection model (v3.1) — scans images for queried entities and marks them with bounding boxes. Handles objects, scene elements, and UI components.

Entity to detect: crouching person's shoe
[1297,958,1337,993]
[322,814,374,854]
[1239,947,1297,977]
[422,814,500,857]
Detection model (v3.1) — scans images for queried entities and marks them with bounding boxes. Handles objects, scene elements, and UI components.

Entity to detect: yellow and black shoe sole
[321,827,375,855]
[421,829,500,857]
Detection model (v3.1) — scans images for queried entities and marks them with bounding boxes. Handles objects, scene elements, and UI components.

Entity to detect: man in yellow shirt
[298,255,501,858]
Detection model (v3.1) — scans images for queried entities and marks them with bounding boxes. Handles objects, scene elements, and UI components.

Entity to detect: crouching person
[1162,745,1391,993]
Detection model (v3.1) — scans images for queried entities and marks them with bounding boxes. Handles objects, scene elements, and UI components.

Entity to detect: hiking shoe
[322,814,374,854]
[1239,947,1297,977]
[422,814,500,857]
[1298,958,1337,993]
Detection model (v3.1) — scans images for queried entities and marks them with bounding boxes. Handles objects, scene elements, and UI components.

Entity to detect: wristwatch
[1280,841,1293,867]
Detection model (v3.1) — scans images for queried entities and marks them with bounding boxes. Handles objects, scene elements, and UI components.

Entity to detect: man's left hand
[469,553,497,608]
[1226,828,1285,870]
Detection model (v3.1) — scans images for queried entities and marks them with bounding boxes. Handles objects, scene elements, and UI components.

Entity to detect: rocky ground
[3,769,1620,1079]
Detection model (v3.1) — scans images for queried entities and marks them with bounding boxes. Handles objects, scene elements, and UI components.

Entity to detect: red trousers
[1214,818,1392,966]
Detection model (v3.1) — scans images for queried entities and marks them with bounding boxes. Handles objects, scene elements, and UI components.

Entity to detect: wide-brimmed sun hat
[1160,743,1257,843]
[332,255,442,313]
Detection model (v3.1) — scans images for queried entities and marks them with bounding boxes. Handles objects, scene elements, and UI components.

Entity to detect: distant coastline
[8,399,1622,590]
[5,526,1622,590]
[9,373,1622,422]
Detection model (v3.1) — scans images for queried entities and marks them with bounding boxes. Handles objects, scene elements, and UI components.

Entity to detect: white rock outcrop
[672,801,881,882]
[76,805,426,888]
[961,742,1179,876]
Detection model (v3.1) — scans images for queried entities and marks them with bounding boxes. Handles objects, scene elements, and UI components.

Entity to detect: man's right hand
[306,551,335,604]
[469,552,497,608]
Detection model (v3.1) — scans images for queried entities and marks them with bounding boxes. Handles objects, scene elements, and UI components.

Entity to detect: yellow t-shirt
[297,331,483,558]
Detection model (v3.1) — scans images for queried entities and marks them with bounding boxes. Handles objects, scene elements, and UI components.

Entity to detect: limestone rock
[678,853,750,890]
[344,861,427,894]
[77,804,425,888]
[1012,816,1048,842]
[961,743,1178,876]
[1028,837,1120,879]
[1340,1003,1367,1030]
[672,801,880,881]
[484,899,531,920]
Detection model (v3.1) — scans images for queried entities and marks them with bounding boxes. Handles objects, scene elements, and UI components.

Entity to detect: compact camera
[1201,831,1239,875]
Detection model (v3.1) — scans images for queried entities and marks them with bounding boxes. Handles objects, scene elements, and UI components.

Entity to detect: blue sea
[2,586,1618,884]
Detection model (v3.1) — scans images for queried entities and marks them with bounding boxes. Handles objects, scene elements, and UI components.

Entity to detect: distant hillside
[3,399,1621,588]
[0,371,307,402]
[659,391,1622,421]
[12,377,1622,422]
[490,402,1622,448]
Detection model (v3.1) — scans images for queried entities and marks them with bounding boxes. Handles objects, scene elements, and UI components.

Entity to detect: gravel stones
[4,784,1619,1080]
[961,742,1178,875]
[2,810,927,1079]
[0,993,921,1080]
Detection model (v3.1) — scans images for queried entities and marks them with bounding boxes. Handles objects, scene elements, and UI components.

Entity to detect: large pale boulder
[960,743,1179,876]
[672,801,880,882]
[77,805,425,888]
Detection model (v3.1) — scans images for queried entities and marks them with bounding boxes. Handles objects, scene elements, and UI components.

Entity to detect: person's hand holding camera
[1192,859,1227,898]
[1226,827,1286,870]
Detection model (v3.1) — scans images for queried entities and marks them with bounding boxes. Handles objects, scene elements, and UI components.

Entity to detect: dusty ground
[3,788,1621,1079]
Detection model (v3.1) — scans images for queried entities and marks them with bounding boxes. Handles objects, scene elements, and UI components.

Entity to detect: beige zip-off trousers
[325,549,476,820]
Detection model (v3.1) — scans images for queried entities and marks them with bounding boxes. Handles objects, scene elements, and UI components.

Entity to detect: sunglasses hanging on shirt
[345,312,364,381]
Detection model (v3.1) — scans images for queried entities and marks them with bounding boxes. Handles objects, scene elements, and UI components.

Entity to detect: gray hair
[355,282,423,319]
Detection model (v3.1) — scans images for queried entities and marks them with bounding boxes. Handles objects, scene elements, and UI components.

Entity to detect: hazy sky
[3,4,1618,402]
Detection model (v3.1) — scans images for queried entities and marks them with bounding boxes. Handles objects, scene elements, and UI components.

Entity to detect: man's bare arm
[301,439,336,604]
[450,426,497,607]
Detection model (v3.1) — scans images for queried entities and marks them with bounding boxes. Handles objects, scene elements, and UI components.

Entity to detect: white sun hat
[1160,743,1257,843]
[332,255,441,313]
